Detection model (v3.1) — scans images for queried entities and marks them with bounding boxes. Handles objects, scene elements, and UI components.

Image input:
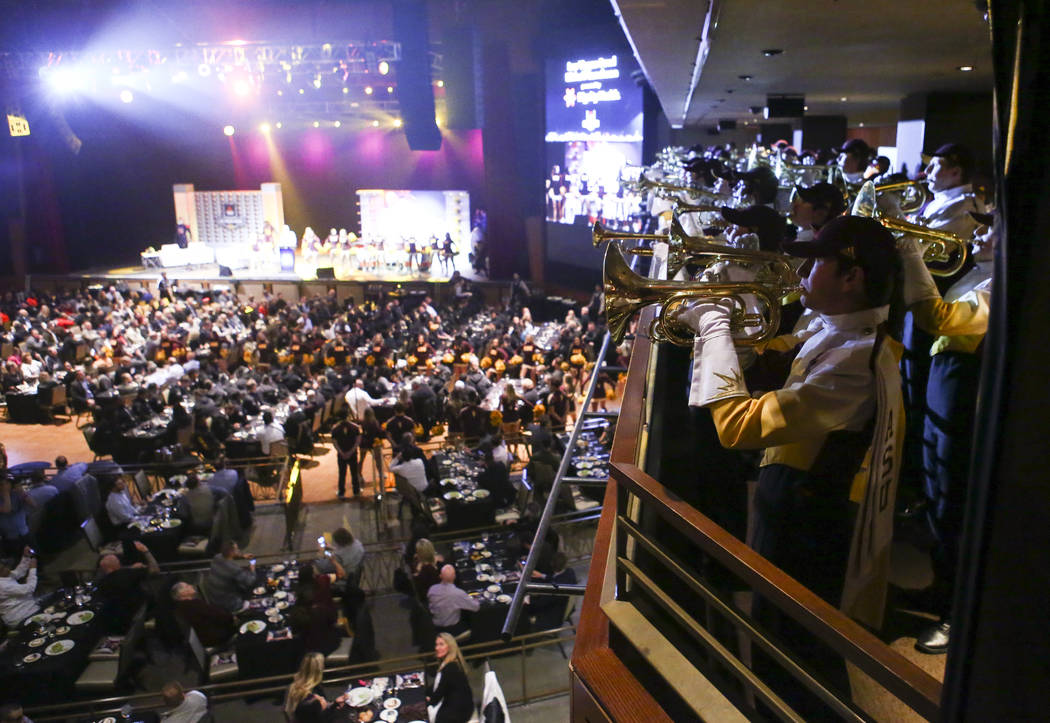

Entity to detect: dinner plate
[160,518,181,528]
[496,594,512,604]
[486,584,501,594]
[253,587,267,596]
[476,573,490,582]
[477,564,493,573]
[239,620,266,634]
[578,469,591,477]
[55,625,70,635]
[67,610,94,625]
[28,637,45,648]
[271,564,286,574]
[45,639,74,656]
[276,601,289,610]
[347,687,374,707]
[26,613,50,626]
[440,477,457,487]
[443,491,462,500]
[274,590,288,599]
[383,698,401,709]
[482,550,492,558]
[472,542,486,550]
[22,653,41,664]
[266,607,280,617]
[473,489,490,499]
[380,710,398,722]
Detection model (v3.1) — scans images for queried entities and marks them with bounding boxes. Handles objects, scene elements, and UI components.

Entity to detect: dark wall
[801,115,847,152]
[923,91,994,180]
[12,99,484,271]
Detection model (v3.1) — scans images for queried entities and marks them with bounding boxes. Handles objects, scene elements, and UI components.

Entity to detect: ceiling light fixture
[958,65,974,72]
[840,96,848,102]
[223,125,235,136]
[762,49,783,57]
[738,74,753,81]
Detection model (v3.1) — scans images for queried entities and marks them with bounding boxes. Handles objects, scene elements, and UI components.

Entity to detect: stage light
[298,88,305,95]
[312,74,322,89]
[313,121,320,128]
[233,79,251,96]
[386,86,393,94]
[223,125,235,136]
[372,120,380,127]
[364,86,373,95]
[259,122,271,134]
[333,120,341,128]
[171,70,188,84]
[198,63,211,77]
[436,80,444,88]
[958,65,974,72]
[276,89,283,96]
[393,118,402,128]
[275,121,283,129]
[378,60,390,75]
[119,89,134,104]
[342,87,349,94]
[840,96,848,102]
[45,66,87,95]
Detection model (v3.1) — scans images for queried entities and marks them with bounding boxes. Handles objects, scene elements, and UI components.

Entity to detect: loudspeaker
[316,267,335,279]
[218,265,233,277]
[765,95,806,118]
[442,24,480,129]
[718,119,738,131]
[393,0,442,150]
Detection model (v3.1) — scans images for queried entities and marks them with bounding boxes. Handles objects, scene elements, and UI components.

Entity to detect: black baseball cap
[794,183,847,217]
[721,204,788,252]
[969,210,994,226]
[840,138,872,157]
[735,166,779,204]
[783,215,897,290]
[930,143,975,176]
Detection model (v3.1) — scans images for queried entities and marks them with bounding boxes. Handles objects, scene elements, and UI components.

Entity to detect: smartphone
[317,535,326,548]
[324,550,332,558]
[27,548,36,556]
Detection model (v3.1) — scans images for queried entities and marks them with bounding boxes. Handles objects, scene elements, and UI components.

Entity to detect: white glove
[898,237,940,306]
[686,304,748,407]
[675,299,733,340]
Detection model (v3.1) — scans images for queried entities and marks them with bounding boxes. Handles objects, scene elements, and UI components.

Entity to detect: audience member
[203,540,256,613]
[0,547,39,628]
[427,564,479,636]
[171,581,236,647]
[159,681,208,723]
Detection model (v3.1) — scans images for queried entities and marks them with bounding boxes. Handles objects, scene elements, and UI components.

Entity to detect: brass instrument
[872,179,931,215]
[603,243,799,347]
[851,181,969,276]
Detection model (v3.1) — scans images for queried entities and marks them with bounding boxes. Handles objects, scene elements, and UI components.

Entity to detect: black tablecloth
[6,392,41,424]
[235,562,305,679]
[0,594,104,704]
[450,532,528,643]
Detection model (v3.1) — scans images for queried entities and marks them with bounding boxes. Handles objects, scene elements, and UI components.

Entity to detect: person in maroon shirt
[172,581,236,647]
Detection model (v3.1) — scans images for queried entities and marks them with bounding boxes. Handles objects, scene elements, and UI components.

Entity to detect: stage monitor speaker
[316,266,335,279]
[393,0,442,150]
[218,265,233,277]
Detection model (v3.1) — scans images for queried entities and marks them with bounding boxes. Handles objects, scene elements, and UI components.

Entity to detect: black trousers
[337,453,362,496]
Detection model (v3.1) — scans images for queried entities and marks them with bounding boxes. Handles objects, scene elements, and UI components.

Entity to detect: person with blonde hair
[426,632,474,723]
[284,652,347,722]
[412,538,441,602]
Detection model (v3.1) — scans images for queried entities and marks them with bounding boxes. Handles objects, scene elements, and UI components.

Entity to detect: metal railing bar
[618,515,883,720]
[618,554,861,723]
[501,330,614,639]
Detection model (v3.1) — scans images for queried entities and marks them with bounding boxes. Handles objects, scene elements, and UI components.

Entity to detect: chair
[187,627,238,683]
[75,603,147,692]
[325,635,354,666]
[39,384,68,424]
[81,517,123,557]
[178,502,224,559]
[132,469,152,502]
[83,426,106,460]
[25,485,58,539]
[71,474,102,523]
[394,474,428,522]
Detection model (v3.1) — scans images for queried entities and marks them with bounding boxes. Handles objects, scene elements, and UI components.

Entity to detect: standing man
[331,412,363,499]
[344,378,382,422]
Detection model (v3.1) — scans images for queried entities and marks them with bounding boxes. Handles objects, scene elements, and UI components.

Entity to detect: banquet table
[332,670,428,723]
[428,452,496,531]
[0,585,105,704]
[449,531,529,643]
[233,560,308,680]
[126,488,186,562]
[5,390,41,424]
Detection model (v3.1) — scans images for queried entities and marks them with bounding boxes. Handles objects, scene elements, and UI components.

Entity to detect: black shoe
[915,621,951,654]
[338,493,346,500]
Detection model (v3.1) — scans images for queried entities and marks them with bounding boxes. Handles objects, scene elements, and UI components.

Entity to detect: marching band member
[838,138,873,186]
[899,211,996,654]
[677,214,903,704]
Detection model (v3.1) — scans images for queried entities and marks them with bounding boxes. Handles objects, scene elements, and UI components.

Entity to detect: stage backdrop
[357,190,470,246]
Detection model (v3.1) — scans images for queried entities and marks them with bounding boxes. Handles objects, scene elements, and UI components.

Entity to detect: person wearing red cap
[900,210,996,655]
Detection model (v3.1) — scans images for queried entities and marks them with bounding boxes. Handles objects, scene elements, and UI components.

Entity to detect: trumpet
[604,243,798,347]
[851,181,968,276]
[872,179,931,215]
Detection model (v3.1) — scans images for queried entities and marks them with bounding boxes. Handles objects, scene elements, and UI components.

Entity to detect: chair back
[81,517,104,551]
[72,474,101,521]
[118,604,148,680]
[187,626,208,674]
[26,485,58,537]
[133,470,152,502]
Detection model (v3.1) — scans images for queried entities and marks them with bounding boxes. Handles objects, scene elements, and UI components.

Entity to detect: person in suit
[427,632,474,723]
[203,541,257,613]
[528,551,578,630]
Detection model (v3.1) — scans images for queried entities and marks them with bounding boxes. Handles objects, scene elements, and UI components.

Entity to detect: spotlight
[342,87,349,94]
[313,121,320,128]
[840,96,848,102]
[171,70,188,84]
[378,60,390,75]
[259,122,271,133]
[738,74,753,81]
[276,89,283,96]
[333,120,341,128]
[275,122,283,129]
[223,125,235,136]
[233,80,251,97]
[45,66,86,95]
[859,122,865,127]
[436,80,444,88]
[298,88,305,95]
[364,86,373,95]
[386,86,393,94]
[198,63,211,77]
[958,65,975,72]
[762,48,783,57]
[372,120,380,127]
[119,89,133,104]
[312,74,322,89]
[393,118,402,128]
